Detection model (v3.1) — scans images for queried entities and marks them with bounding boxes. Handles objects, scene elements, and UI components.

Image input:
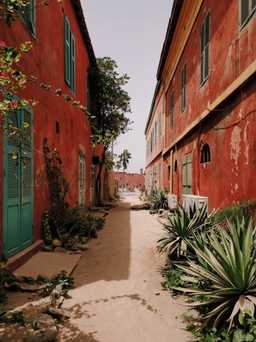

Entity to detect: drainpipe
[197,123,203,195]
[170,149,173,193]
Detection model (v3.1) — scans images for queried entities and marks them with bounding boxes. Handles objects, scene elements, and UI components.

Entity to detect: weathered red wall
[113,172,145,190]
[164,76,256,210]
[147,0,256,211]
[165,1,256,149]
[0,0,93,253]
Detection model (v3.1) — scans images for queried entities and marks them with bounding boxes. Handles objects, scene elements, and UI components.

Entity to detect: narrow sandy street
[61,193,190,342]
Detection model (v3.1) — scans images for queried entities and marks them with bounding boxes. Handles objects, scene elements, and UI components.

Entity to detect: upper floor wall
[1,0,95,109]
[163,0,256,149]
[145,95,165,165]
[145,0,256,158]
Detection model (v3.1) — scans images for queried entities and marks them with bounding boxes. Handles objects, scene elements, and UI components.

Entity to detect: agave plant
[173,217,256,329]
[150,189,168,210]
[157,204,211,260]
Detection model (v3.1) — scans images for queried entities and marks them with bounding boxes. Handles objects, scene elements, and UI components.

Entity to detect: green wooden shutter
[79,154,86,206]
[241,0,250,25]
[205,14,210,80]
[20,108,33,247]
[71,34,75,91]
[64,16,71,87]
[23,0,35,34]
[170,93,174,127]
[181,65,186,111]
[183,154,192,194]
[200,24,205,84]
[4,107,33,257]
[200,14,210,84]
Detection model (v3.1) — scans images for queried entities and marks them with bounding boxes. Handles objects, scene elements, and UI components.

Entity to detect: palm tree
[118,149,132,190]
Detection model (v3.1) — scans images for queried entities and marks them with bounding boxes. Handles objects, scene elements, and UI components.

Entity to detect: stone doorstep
[14,251,82,279]
[6,240,44,272]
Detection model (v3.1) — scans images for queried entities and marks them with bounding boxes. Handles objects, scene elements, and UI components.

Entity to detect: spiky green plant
[157,204,211,260]
[173,217,256,329]
[150,189,168,210]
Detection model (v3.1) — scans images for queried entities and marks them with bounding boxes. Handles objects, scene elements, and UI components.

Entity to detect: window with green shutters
[169,93,174,128]
[200,13,210,85]
[64,16,75,91]
[181,65,187,112]
[182,153,192,194]
[240,0,256,27]
[22,0,36,35]
[79,154,86,206]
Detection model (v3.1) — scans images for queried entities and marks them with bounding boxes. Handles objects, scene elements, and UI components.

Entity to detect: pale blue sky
[82,1,172,172]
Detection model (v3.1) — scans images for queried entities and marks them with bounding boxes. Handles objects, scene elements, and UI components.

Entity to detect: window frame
[181,64,187,113]
[78,153,86,206]
[21,0,36,36]
[169,92,174,128]
[200,13,210,86]
[240,0,256,29]
[182,153,192,194]
[200,143,211,164]
[64,16,75,92]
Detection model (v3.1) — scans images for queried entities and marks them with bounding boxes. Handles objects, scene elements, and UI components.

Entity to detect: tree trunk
[96,149,105,206]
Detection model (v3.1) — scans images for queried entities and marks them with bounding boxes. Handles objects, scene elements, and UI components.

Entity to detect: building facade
[113,171,145,191]
[0,0,96,261]
[145,0,256,210]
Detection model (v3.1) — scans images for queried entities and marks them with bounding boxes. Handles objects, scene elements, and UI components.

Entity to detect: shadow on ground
[72,200,131,286]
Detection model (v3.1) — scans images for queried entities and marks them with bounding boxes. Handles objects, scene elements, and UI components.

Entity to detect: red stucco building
[145,0,256,210]
[1,0,96,263]
[113,171,145,191]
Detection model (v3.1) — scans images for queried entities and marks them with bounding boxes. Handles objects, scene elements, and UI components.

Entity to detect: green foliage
[149,189,168,210]
[0,268,17,309]
[161,266,185,290]
[39,271,74,298]
[62,208,105,241]
[88,57,132,149]
[118,149,132,172]
[214,201,256,225]
[42,141,105,247]
[0,0,30,24]
[157,204,211,260]
[43,139,69,241]
[173,217,256,329]
[186,314,256,342]
[0,40,34,119]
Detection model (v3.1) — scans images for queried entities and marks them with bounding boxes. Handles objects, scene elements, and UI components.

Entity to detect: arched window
[200,143,211,163]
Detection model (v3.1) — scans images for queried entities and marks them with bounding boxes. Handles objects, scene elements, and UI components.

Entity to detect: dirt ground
[60,192,190,342]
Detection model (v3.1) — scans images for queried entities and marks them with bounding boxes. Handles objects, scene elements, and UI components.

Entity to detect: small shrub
[157,204,212,260]
[41,207,105,248]
[149,189,168,210]
[173,217,256,329]
[161,266,185,290]
[214,200,256,224]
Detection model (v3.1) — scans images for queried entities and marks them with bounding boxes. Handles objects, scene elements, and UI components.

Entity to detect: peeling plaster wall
[169,76,256,210]
[152,0,256,211]
[0,0,94,254]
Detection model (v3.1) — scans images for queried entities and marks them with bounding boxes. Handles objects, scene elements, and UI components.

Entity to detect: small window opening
[200,143,211,163]
[56,121,60,134]
[174,160,178,172]
[168,165,171,180]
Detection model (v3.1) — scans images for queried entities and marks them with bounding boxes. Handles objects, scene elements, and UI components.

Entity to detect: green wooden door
[182,153,192,194]
[3,108,33,257]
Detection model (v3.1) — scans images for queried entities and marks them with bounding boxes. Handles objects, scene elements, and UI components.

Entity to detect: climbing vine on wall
[43,138,69,241]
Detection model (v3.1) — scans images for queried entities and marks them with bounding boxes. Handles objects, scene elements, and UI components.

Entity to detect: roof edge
[72,0,97,66]
[144,0,183,135]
